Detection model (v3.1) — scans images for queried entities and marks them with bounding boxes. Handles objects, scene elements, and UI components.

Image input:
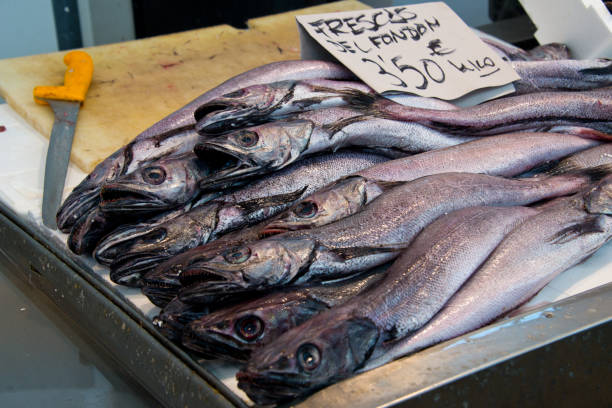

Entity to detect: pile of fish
[57,36,612,405]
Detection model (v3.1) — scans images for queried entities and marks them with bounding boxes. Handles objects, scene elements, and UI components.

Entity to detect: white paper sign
[296,2,520,102]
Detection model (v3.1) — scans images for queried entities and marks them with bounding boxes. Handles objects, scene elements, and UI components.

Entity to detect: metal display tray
[1,198,610,408]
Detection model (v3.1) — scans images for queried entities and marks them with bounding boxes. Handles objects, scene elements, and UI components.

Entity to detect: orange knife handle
[34,50,94,105]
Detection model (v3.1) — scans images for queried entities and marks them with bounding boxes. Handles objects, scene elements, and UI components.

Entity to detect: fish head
[140,249,212,307]
[182,291,327,361]
[98,204,222,286]
[261,176,368,236]
[194,81,295,134]
[585,174,612,215]
[56,149,127,231]
[195,120,314,190]
[178,237,317,294]
[99,154,208,214]
[237,315,379,404]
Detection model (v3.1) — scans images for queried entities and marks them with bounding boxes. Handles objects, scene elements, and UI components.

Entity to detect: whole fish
[195,107,473,190]
[182,271,385,362]
[511,59,612,94]
[57,60,354,232]
[95,151,387,286]
[261,133,599,235]
[236,205,539,404]
[359,88,612,136]
[363,186,612,371]
[178,171,601,297]
[194,78,457,134]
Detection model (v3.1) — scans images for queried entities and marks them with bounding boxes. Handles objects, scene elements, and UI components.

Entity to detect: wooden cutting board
[0,1,367,173]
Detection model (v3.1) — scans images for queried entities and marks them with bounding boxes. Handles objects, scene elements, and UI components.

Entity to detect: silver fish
[195,107,473,190]
[261,133,599,235]
[179,171,598,296]
[182,271,385,362]
[97,152,387,286]
[364,187,612,371]
[236,205,538,404]
[194,78,457,134]
[363,88,612,136]
[511,59,612,94]
[57,60,353,232]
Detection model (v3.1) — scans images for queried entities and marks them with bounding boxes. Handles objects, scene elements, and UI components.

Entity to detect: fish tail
[547,163,612,181]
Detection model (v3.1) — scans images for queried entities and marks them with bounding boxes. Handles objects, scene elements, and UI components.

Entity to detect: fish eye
[142,166,166,185]
[297,343,321,371]
[293,201,318,218]
[235,316,264,341]
[223,246,251,264]
[222,89,246,98]
[235,130,259,148]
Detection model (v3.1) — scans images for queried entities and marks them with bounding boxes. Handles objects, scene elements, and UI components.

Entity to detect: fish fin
[323,114,371,139]
[329,242,408,260]
[548,163,612,181]
[236,186,308,214]
[549,215,606,244]
[347,318,379,368]
[373,180,407,191]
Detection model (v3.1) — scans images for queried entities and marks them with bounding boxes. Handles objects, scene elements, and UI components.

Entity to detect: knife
[34,50,93,229]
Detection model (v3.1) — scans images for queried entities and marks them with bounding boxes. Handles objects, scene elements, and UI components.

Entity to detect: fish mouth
[194,143,260,190]
[95,227,169,265]
[259,221,308,238]
[100,183,169,214]
[237,370,313,405]
[56,187,101,232]
[109,253,170,287]
[141,270,183,307]
[182,324,251,362]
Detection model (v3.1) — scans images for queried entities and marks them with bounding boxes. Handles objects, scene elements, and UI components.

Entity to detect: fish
[261,133,600,235]
[363,182,612,371]
[511,59,612,94]
[152,297,210,344]
[99,152,210,215]
[236,205,539,404]
[195,107,474,190]
[95,151,388,286]
[178,170,603,297]
[182,270,385,362]
[194,79,374,134]
[57,60,354,232]
[359,88,612,136]
[194,78,457,134]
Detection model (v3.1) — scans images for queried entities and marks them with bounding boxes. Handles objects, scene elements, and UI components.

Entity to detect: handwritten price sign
[296,2,520,101]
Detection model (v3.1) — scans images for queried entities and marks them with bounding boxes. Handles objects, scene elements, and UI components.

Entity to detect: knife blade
[34,51,93,229]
